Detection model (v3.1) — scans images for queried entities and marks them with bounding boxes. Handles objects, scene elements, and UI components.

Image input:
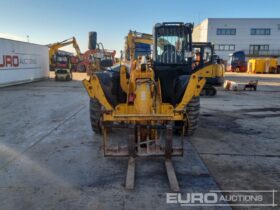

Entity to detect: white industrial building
[0,38,49,87]
[193,18,280,60]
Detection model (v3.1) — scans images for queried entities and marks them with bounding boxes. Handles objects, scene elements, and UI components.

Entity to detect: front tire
[185,97,200,136]
[90,98,102,134]
[174,97,200,136]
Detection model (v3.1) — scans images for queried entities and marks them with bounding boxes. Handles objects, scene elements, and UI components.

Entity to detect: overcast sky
[1,0,279,56]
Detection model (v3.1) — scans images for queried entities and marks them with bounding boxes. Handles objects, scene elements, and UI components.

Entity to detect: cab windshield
[57,56,68,63]
[155,26,190,64]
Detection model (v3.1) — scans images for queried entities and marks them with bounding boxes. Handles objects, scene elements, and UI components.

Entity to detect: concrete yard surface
[0,72,279,209]
[193,73,280,209]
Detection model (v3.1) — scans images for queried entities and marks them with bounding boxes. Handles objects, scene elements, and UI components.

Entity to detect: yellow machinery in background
[48,37,81,71]
[192,42,225,96]
[124,31,153,62]
[247,58,278,74]
[83,22,224,191]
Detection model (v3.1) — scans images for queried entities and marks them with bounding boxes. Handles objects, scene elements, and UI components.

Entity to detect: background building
[193,18,280,60]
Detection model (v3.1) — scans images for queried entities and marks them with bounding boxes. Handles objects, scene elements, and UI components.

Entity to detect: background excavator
[48,37,81,70]
[83,22,225,191]
[48,34,116,79]
[48,37,81,80]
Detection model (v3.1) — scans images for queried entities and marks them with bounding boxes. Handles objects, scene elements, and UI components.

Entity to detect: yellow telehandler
[83,22,223,191]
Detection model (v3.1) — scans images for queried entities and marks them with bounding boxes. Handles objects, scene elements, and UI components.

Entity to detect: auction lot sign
[0,38,49,86]
[166,190,278,207]
[0,53,40,70]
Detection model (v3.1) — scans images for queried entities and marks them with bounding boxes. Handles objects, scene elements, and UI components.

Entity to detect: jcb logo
[0,55,19,68]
